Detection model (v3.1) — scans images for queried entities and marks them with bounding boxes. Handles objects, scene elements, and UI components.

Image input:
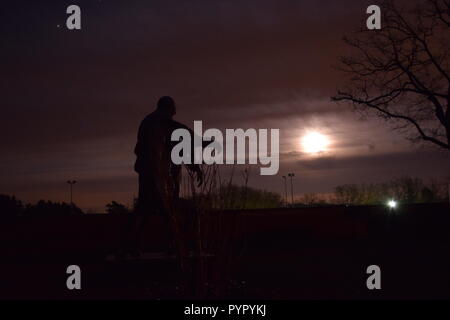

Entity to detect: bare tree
[332,0,450,150]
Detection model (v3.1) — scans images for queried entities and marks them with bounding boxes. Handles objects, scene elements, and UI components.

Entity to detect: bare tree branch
[332,0,450,150]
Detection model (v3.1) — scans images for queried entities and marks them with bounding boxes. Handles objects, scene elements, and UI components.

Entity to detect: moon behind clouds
[301,131,329,154]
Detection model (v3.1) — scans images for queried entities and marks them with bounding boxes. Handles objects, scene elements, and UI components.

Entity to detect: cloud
[295,151,450,175]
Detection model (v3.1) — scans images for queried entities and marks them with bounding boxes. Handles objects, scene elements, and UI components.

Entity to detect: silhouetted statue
[123,96,203,257]
[134,96,203,214]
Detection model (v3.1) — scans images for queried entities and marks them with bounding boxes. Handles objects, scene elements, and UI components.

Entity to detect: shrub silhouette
[0,194,24,217]
[24,200,84,216]
[106,201,130,215]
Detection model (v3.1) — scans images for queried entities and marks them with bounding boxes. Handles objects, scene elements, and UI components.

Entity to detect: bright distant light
[387,200,397,209]
[301,132,329,154]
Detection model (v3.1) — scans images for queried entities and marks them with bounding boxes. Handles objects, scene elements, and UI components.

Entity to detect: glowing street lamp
[387,199,397,209]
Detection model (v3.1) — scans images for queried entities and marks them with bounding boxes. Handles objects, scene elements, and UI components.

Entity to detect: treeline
[295,176,449,206]
[105,184,283,214]
[333,177,448,205]
[0,195,84,217]
[212,184,282,209]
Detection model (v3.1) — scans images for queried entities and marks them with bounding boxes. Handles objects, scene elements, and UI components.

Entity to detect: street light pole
[282,176,288,207]
[288,173,295,206]
[67,180,77,205]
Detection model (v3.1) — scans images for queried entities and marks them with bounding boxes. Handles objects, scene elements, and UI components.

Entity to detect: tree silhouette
[0,194,24,217]
[24,200,84,216]
[332,0,450,150]
[333,176,447,205]
[105,201,130,215]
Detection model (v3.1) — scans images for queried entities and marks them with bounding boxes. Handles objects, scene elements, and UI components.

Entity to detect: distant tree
[24,200,84,216]
[297,193,327,206]
[332,0,450,151]
[390,176,424,202]
[106,201,130,215]
[0,194,24,217]
[334,184,360,204]
[420,178,447,202]
[213,184,282,209]
[242,186,282,209]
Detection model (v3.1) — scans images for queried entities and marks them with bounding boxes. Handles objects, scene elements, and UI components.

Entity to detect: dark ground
[0,203,449,300]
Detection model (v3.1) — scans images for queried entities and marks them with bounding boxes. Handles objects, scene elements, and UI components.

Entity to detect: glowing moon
[301,132,329,154]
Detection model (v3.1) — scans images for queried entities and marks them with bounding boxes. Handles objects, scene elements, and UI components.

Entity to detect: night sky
[1,0,449,211]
